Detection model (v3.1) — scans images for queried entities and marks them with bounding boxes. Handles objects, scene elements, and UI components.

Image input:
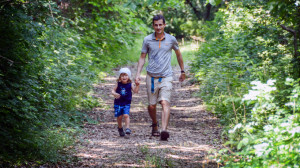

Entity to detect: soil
[72,63,223,168]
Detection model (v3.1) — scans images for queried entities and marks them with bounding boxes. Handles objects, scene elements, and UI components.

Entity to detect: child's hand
[135,81,140,86]
[113,93,121,99]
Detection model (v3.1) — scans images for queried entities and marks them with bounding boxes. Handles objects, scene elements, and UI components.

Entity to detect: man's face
[153,19,165,35]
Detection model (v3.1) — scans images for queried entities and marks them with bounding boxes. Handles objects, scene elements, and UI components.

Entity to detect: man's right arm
[135,53,147,84]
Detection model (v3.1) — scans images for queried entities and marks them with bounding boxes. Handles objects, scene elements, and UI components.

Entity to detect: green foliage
[125,0,224,38]
[220,79,300,167]
[191,1,300,167]
[191,1,293,124]
[0,0,146,165]
[138,145,175,168]
[207,0,223,6]
[171,41,196,66]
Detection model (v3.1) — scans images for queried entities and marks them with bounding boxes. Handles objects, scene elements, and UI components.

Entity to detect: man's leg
[148,104,160,136]
[160,100,170,131]
[148,104,157,124]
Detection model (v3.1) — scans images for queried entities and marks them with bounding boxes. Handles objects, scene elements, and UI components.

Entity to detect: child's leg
[114,105,123,128]
[117,115,123,128]
[117,115,125,137]
[123,105,131,129]
[124,114,130,129]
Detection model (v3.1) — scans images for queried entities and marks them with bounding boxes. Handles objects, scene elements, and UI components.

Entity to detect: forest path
[73,63,223,167]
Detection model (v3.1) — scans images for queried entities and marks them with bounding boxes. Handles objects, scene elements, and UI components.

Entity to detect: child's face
[120,73,129,84]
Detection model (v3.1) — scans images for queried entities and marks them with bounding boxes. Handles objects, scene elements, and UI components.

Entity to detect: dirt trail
[73,64,223,167]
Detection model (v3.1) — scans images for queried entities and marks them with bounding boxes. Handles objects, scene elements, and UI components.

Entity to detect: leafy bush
[0,0,145,165]
[191,1,293,125]
[190,1,300,167]
[220,79,300,167]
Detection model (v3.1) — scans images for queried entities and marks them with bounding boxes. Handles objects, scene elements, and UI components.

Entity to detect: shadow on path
[74,64,223,168]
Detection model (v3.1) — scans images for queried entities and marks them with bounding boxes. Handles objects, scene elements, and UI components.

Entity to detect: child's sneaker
[118,127,125,137]
[125,128,131,135]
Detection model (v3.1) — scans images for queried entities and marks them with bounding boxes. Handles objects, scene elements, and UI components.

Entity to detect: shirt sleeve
[141,38,148,53]
[172,37,179,51]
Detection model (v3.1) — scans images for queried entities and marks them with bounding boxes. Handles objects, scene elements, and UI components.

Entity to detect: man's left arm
[175,49,185,82]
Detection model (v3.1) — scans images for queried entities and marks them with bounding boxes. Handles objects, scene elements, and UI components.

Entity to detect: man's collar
[152,32,166,40]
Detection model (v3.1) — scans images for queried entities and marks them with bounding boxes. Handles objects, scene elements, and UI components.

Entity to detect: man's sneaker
[125,128,131,135]
[118,127,125,137]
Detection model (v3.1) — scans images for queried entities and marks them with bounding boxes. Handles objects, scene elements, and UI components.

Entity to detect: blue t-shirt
[114,82,132,106]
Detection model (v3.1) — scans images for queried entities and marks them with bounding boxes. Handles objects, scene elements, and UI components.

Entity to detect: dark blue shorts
[114,104,130,117]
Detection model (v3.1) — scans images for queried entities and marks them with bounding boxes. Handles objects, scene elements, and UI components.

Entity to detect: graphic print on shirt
[120,87,127,96]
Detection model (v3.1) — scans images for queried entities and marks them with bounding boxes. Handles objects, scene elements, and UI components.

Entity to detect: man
[135,15,185,141]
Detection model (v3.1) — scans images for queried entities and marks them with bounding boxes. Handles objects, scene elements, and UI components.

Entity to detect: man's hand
[135,53,146,86]
[135,76,141,86]
[179,73,185,82]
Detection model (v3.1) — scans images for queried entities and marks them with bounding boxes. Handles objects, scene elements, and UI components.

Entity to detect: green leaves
[207,0,222,6]
[0,0,146,165]
[191,1,300,166]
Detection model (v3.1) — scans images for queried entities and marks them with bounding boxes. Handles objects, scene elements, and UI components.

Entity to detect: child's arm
[132,82,140,94]
[112,83,121,99]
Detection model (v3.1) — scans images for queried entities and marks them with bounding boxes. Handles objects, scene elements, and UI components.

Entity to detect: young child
[112,68,139,137]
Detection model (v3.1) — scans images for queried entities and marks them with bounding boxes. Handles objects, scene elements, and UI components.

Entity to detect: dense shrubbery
[191,1,300,167]
[222,79,300,167]
[0,0,145,165]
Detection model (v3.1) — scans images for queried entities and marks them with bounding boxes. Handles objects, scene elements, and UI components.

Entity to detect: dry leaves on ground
[73,64,223,168]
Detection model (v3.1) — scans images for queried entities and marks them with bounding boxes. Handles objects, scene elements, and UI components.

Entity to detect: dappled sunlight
[75,64,222,167]
[77,153,100,159]
[100,83,115,87]
[114,163,144,167]
[175,97,201,103]
[101,76,117,81]
[171,104,204,110]
[180,42,200,52]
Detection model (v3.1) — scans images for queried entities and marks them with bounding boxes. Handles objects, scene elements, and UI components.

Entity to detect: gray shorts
[146,74,173,105]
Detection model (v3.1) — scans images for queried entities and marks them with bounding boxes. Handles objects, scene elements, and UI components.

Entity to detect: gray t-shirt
[141,32,179,77]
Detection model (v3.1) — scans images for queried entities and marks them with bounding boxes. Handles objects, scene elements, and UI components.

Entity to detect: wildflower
[280,123,290,127]
[243,90,259,101]
[285,102,295,107]
[286,78,294,82]
[289,126,300,136]
[263,125,272,132]
[267,79,276,85]
[254,143,269,157]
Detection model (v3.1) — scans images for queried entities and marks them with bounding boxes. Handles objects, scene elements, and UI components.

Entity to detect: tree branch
[0,55,14,66]
[279,24,296,35]
[279,23,299,78]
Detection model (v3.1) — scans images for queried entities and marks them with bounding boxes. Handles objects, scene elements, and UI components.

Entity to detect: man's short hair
[153,15,165,24]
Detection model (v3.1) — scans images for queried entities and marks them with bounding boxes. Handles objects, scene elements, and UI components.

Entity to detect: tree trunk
[205,3,212,20]
[280,24,300,78]
[185,0,203,20]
